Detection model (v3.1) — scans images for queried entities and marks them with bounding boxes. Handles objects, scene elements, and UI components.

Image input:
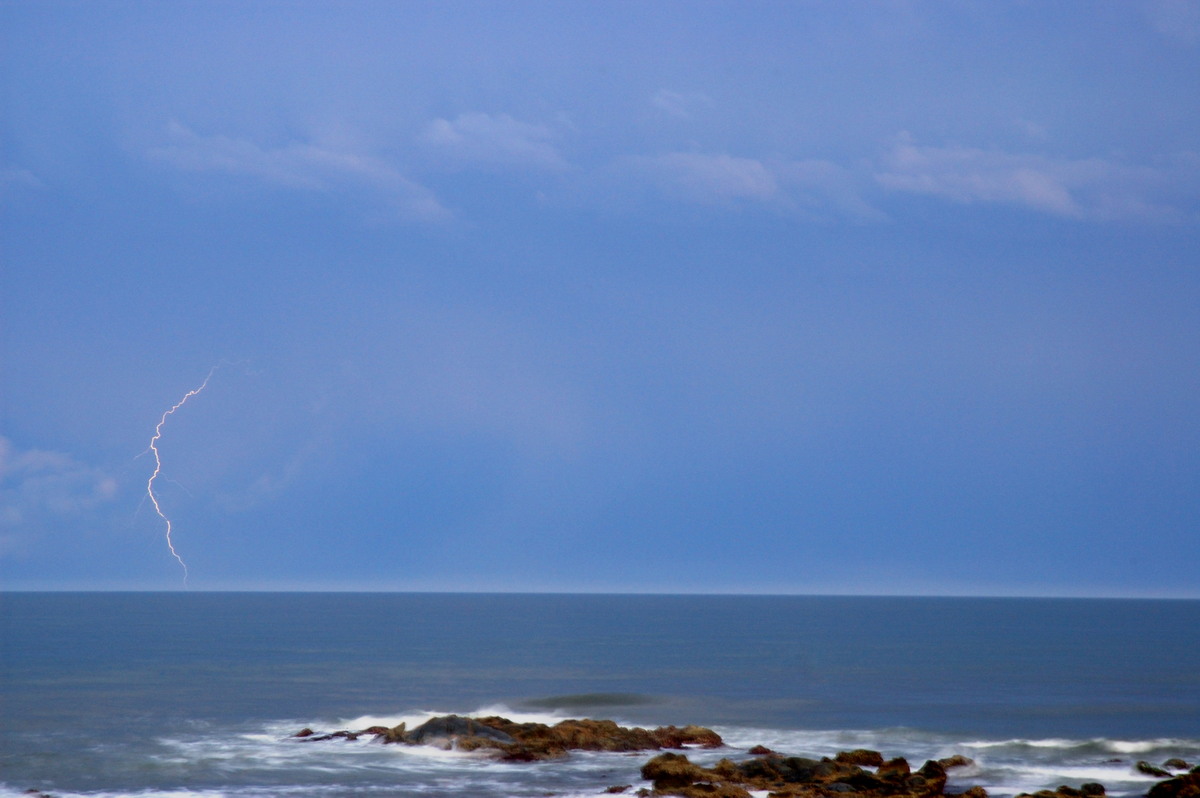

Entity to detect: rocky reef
[294,713,723,762]
[295,715,1198,798]
[636,752,1199,798]
[636,748,981,798]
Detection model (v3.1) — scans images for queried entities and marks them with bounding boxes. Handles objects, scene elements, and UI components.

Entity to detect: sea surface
[1,593,1197,798]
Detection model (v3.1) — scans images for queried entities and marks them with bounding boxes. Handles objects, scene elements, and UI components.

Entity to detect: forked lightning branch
[145,367,217,583]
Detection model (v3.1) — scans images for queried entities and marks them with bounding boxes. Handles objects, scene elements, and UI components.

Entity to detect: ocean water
[1,593,1197,798]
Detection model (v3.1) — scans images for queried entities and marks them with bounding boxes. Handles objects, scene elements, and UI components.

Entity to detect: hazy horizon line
[3,587,1197,600]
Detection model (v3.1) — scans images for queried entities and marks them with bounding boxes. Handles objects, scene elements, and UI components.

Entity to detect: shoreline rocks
[295,714,1194,798]
[637,749,973,798]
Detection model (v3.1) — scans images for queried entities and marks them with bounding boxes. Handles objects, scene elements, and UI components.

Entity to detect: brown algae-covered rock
[637,749,979,798]
[837,749,886,767]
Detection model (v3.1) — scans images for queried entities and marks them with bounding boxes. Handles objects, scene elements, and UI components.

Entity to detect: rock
[293,711,1002,798]
[1017,785,1106,798]
[913,759,948,796]
[837,749,886,767]
[1164,760,1194,772]
[405,715,515,748]
[653,724,724,749]
[490,716,723,761]
[294,714,725,762]
[1140,762,1173,778]
[642,753,712,789]
[556,719,661,752]
[1148,773,1200,798]
[292,728,315,738]
[640,753,752,798]
[820,758,872,781]
[637,750,985,798]
[878,757,912,780]
[367,723,406,744]
[736,754,822,784]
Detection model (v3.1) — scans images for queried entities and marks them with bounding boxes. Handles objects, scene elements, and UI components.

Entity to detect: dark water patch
[521,692,659,710]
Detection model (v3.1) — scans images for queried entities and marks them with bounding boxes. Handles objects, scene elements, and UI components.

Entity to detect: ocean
[1,593,1197,798]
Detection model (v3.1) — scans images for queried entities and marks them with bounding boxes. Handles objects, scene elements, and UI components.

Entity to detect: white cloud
[876,135,1195,222]
[612,136,1194,225]
[0,165,42,196]
[0,437,119,536]
[149,122,449,222]
[1014,118,1050,142]
[877,136,1081,216]
[776,159,889,222]
[619,151,882,220]
[421,112,567,171]
[629,151,780,204]
[651,89,713,119]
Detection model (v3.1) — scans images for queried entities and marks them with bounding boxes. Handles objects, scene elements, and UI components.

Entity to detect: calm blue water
[2,593,1197,798]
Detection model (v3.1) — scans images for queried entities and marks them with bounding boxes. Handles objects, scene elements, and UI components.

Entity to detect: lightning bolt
[147,367,217,583]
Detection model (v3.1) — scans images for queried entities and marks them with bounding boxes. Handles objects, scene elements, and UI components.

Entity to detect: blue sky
[2,1,1199,595]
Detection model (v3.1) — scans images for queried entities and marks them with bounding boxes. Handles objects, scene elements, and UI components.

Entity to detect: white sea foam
[15,716,1194,798]
[1019,764,1162,782]
[965,738,1080,749]
[472,703,575,725]
[1106,739,1193,754]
